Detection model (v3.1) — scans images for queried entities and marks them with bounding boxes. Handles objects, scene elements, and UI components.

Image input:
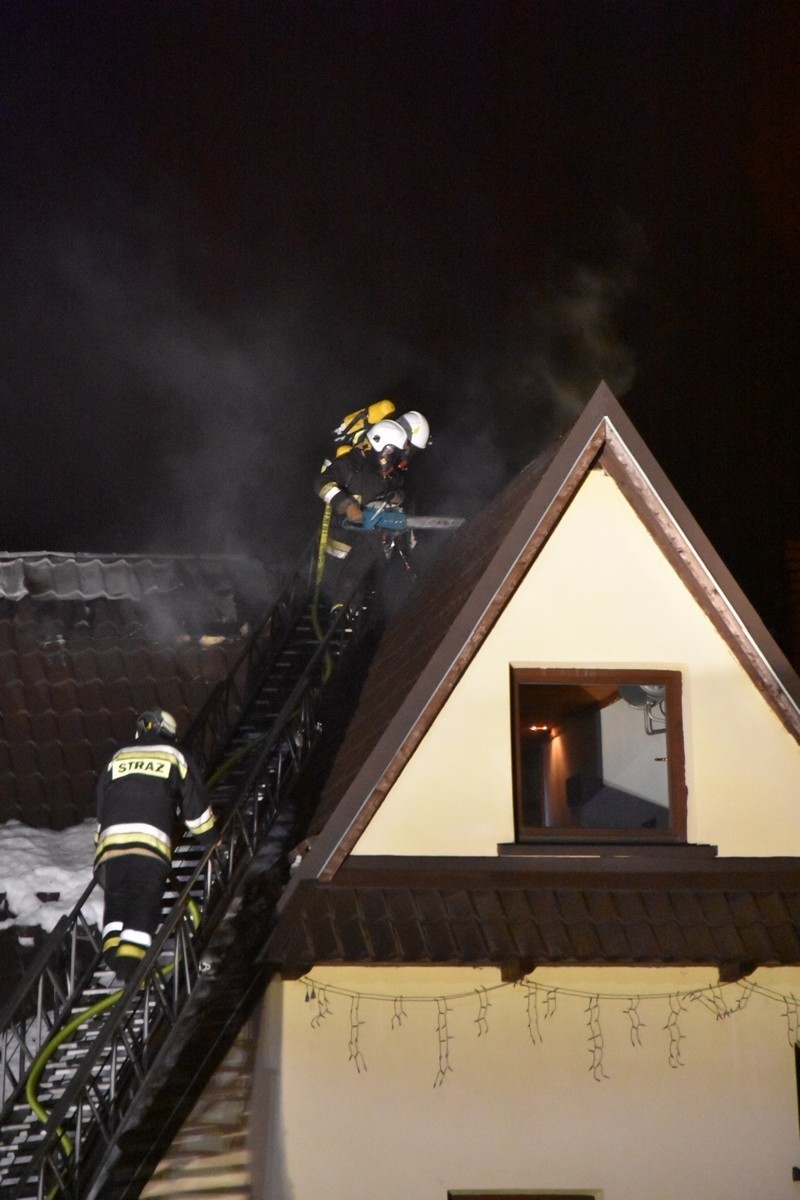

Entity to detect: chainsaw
[344,502,464,532]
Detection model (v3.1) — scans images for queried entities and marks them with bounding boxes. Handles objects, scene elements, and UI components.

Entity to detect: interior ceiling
[517,682,618,727]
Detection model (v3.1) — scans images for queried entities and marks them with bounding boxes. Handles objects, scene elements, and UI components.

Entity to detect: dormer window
[510,668,687,843]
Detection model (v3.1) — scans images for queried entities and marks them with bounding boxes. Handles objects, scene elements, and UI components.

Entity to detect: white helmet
[365,418,409,455]
[397,410,430,451]
[364,418,409,476]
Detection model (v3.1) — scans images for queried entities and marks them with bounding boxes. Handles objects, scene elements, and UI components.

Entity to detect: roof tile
[0,554,266,827]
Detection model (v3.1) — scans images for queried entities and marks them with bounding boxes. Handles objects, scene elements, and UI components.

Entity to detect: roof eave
[267,852,800,983]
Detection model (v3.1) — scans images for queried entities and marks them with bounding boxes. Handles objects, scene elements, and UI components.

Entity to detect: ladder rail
[2,571,375,1199]
[182,537,319,777]
[0,882,105,1118]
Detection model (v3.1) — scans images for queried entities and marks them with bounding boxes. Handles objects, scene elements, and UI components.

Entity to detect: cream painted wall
[353,470,800,858]
[251,964,800,1200]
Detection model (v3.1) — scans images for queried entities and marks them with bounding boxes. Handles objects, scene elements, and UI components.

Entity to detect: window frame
[510,666,687,845]
[448,1193,597,1199]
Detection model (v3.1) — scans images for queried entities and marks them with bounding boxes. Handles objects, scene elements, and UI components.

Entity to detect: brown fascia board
[597,408,800,738]
[284,381,800,902]
[329,853,800,893]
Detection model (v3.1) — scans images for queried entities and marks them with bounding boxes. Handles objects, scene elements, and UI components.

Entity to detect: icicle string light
[782,993,800,1047]
[523,983,542,1046]
[665,994,686,1069]
[691,981,755,1021]
[391,997,407,1029]
[301,976,800,1084]
[434,998,453,1088]
[300,977,800,1006]
[586,995,608,1081]
[474,988,490,1036]
[348,994,367,1073]
[310,985,332,1029]
[623,997,644,1048]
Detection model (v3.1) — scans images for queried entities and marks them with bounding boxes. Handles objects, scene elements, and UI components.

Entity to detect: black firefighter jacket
[317,445,405,523]
[94,734,216,874]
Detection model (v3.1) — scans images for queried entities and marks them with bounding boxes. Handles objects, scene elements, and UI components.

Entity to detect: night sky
[1,1,799,644]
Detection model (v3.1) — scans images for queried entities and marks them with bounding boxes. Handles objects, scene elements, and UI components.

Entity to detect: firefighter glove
[344,500,363,524]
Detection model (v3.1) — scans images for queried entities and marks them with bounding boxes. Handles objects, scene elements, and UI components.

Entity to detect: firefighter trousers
[99,853,171,981]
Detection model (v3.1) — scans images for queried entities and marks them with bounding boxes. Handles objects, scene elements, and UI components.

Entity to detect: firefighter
[316,417,411,614]
[93,708,216,982]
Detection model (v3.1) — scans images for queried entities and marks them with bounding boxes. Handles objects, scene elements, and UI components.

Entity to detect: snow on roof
[0,818,101,935]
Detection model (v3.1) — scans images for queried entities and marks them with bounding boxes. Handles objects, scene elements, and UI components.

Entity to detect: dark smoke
[1,169,643,576]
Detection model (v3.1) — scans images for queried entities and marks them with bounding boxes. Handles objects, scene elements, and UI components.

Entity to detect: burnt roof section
[0,553,271,829]
[298,382,800,882]
[0,552,270,616]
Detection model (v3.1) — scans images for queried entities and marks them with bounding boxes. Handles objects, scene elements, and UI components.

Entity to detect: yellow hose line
[315,504,332,590]
[25,893,202,1182]
[312,508,333,680]
[25,985,123,1159]
[205,733,270,789]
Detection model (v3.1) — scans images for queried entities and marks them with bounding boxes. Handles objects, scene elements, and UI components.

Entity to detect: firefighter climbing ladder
[0,538,377,1200]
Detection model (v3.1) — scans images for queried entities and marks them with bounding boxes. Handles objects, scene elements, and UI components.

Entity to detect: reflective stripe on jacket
[94,737,215,870]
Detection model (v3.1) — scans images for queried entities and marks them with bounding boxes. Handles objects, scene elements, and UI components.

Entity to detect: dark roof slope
[0,553,271,828]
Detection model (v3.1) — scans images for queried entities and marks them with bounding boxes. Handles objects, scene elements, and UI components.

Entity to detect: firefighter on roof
[316,416,414,614]
[93,708,216,982]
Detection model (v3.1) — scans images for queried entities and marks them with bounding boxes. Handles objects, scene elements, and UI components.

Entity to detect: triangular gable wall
[303,384,800,881]
[353,465,800,858]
